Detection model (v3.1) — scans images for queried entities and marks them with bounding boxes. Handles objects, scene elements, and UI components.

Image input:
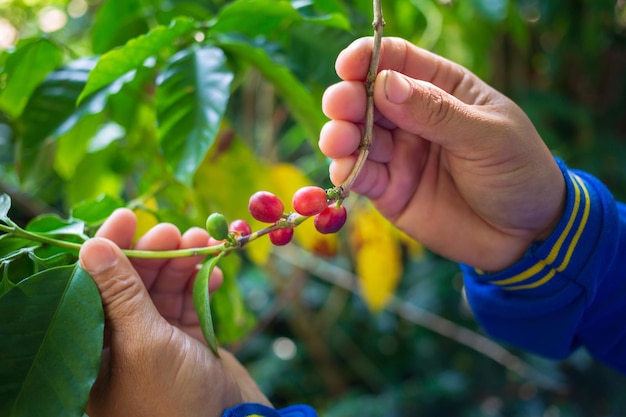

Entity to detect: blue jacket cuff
[461,158,619,359]
[222,403,317,417]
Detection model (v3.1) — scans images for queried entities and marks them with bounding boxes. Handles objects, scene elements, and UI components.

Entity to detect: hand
[78,208,271,417]
[320,37,566,271]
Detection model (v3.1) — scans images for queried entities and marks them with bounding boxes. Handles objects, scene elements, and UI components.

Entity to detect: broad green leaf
[54,113,104,179]
[26,214,87,240]
[209,0,349,37]
[156,45,234,184]
[0,38,64,118]
[0,264,104,417]
[211,254,256,344]
[17,57,96,193]
[91,0,148,54]
[78,17,196,104]
[215,35,325,146]
[209,0,302,37]
[18,58,139,196]
[193,253,224,355]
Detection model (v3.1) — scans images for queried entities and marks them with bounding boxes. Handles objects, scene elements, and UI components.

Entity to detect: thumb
[375,69,490,149]
[79,237,160,341]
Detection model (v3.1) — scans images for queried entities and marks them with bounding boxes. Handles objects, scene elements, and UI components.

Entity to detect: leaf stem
[336,0,385,199]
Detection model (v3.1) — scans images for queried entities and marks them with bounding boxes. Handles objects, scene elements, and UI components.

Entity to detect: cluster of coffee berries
[205,186,347,249]
[247,186,347,246]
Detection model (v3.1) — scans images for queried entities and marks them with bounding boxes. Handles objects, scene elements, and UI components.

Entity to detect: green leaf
[0,236,39,262]
[0,264,104,417]
[156,45,234,184]
[17,57,96,195]
[212,254,256,344]
[216,35,325,146]
[0,38,64,119]
[18,57,139,196]
[192,253,224,355]
[25,214,85,236]
[78,17,196,104]
[70,194,124,227]
[91,0,149,54]
[209,0,302,37]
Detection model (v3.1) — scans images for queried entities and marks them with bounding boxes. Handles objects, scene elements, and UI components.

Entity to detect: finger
[151,227,209,293]
[320,120,394,163]
[130,223,182,290]
[79,238,161,342]
[336,37,478,101]
[322,81,367,121]
[150,227,210,322]
[374,70,495,150]
[95,208,137,249]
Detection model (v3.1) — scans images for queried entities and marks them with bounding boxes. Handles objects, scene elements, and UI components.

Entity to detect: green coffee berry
[206,212,229,240]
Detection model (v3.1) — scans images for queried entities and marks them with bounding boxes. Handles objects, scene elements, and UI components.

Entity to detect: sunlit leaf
[0,37,64,118]
[156,45,234,184]
[351,203,402,312]
[209,0,302,36]
[0,264,104,417]
[79,17,196,103]
[193,254,224,355]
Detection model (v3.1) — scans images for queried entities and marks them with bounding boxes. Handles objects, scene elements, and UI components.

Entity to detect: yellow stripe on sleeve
[489,174,590,290]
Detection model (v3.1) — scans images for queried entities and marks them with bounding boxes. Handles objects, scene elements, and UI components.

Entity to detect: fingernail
[384,70,412,104]
[81,239,118,274]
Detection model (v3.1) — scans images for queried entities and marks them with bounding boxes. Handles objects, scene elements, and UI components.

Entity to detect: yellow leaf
[351,203,402,312]
[133,197,159,242]
[270,163,339,257]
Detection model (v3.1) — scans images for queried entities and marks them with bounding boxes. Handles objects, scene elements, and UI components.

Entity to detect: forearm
[461,159,626,371]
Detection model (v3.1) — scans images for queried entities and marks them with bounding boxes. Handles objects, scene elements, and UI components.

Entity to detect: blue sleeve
[461,158,626,372]
[222,403,317,417]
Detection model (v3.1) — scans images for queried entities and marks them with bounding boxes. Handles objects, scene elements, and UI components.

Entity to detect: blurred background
[1,0,626,416]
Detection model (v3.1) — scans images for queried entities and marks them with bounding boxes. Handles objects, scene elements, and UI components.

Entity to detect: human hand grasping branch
[319,37,566,272]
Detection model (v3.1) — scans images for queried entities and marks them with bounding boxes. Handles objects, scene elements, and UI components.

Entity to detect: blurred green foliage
[1,0,625,416]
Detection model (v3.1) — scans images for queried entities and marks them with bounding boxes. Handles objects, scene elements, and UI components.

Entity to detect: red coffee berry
[229,219,252,237]
[248,191,285,223]
[314,204,347,234]
[269,227,294,246]
[292,186,328,216]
